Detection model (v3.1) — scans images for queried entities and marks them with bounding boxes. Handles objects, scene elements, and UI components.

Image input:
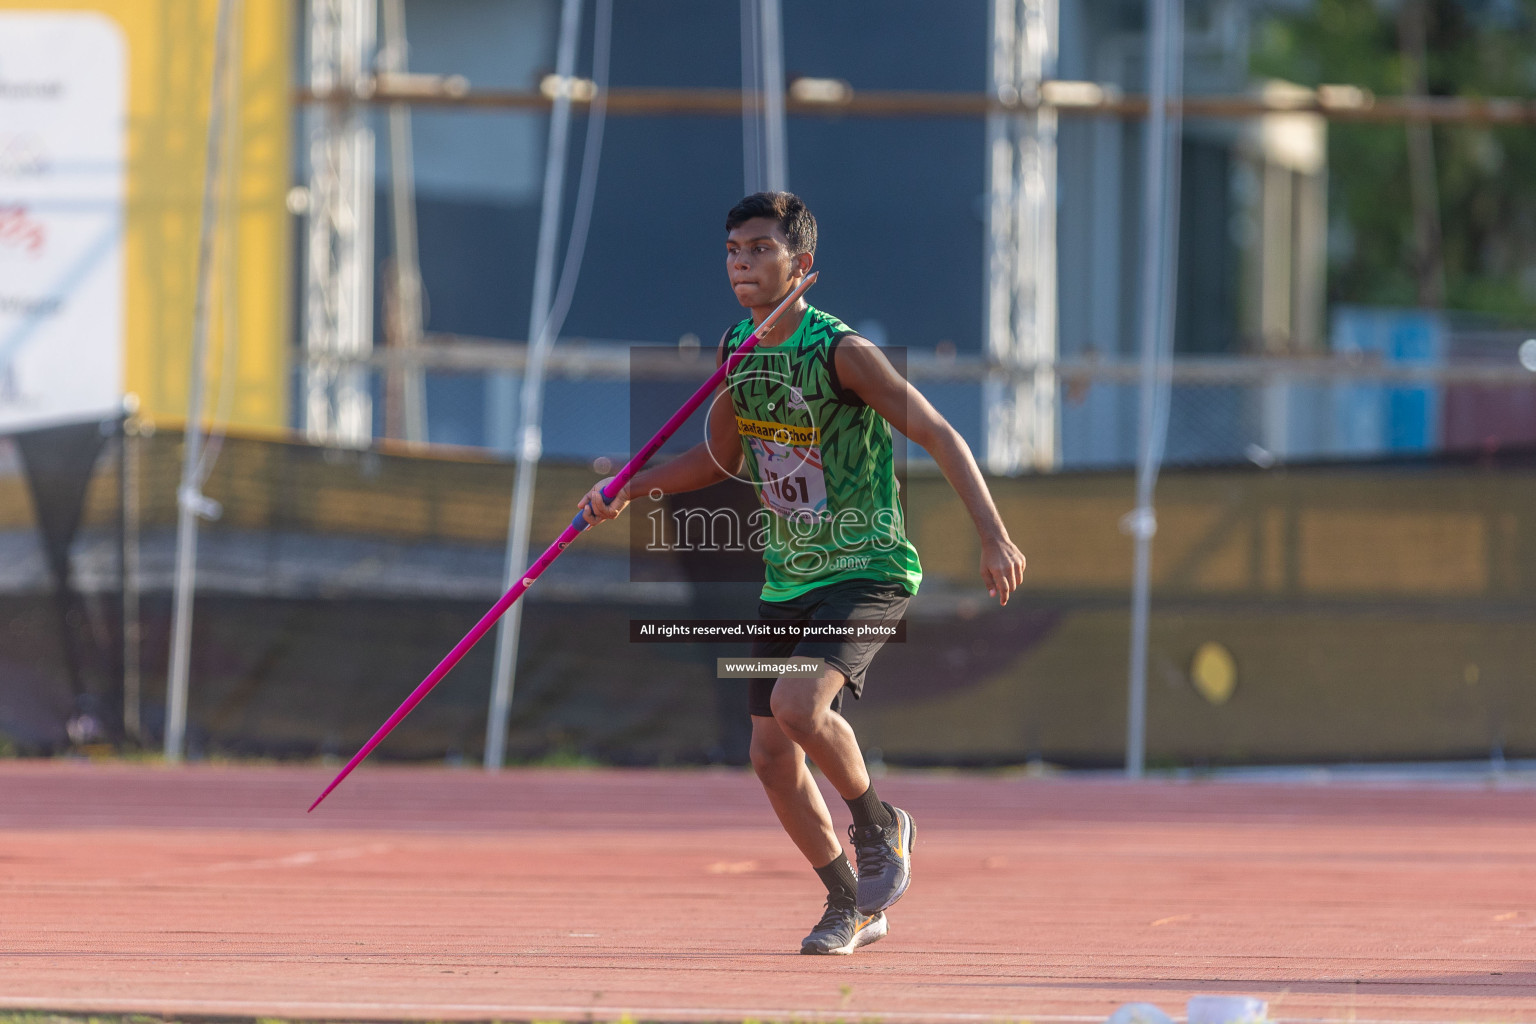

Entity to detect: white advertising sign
[0,12,125,433]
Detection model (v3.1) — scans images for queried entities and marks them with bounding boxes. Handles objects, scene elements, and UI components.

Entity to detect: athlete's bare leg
[768,666,870,799]
[750,666,872,866]
[750,714,840,865]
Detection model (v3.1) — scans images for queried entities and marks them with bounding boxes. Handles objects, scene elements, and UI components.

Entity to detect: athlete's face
[726,217,812,309]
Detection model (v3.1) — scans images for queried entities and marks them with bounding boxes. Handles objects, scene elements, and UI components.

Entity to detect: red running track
[2,761,1536,1022]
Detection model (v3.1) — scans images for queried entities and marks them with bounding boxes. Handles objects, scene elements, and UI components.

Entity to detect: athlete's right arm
[577,335,745,526]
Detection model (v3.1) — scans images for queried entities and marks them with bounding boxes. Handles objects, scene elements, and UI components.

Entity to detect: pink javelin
[308,271,819,811]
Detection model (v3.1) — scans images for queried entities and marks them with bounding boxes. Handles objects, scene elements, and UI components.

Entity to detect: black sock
[845,784,894,831]
[814,853,857,903]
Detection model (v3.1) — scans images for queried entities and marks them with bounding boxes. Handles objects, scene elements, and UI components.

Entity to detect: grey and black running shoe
[799,895,888,955]
[851,802,915,915]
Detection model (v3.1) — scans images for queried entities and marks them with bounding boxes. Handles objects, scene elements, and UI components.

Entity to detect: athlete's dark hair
[725,191,817,256]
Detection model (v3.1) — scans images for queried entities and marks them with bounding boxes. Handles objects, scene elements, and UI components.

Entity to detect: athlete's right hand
[578,476,631,526]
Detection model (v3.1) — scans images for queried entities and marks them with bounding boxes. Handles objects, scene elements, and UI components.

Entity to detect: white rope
[540,0,613,348]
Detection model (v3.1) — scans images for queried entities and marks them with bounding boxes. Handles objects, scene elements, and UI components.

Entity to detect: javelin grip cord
[308,271,818,811]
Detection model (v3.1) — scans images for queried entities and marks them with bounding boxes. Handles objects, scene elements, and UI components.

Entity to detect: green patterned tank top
[722,305,923,602]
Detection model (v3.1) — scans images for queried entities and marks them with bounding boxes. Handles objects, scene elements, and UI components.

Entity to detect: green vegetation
[1252,0,1536,319]
[0,1016,188,1024]
[0,1016,924,1024]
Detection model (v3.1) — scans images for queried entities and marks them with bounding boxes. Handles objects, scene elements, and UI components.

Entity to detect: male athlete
[578,192,1026,954]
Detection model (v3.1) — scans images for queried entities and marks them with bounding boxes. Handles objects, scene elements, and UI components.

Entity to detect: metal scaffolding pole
[1125,0,1185,779]
[984,0,1058,474]
[304,0,376,448]
[164,0,238,762]
[296,80,1536,126]
[484,0,585,771]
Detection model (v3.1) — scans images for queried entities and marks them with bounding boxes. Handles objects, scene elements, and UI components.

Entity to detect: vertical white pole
[984,0,1015,469]
[336,0,376,446]
[304,0,338,443]
[381,0,428,445]
[304,0,375,448]
[165,0,238,762]
[121,399,142,742]
[740,0,761,191]
[1021,0,1057,471]
[739,0,787,193]
[1126,0,1184,778]
[485,0,584,770]
[1087,48,1123,463]
[983,0,1057,475]
[758,0,787,191]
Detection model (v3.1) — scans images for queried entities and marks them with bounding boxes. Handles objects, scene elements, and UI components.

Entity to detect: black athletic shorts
[747,576,913,718]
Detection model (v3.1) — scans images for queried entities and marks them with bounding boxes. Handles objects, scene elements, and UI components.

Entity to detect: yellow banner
[0,0,294,431]
[735,416,820,447]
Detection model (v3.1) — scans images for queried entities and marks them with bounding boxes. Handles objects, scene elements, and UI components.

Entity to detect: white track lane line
[0,996,1512,1024]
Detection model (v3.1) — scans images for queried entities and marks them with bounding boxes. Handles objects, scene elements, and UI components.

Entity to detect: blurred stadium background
[2,0,1535,771]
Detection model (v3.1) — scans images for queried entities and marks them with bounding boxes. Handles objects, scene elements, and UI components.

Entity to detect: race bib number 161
[739,417,828,523]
